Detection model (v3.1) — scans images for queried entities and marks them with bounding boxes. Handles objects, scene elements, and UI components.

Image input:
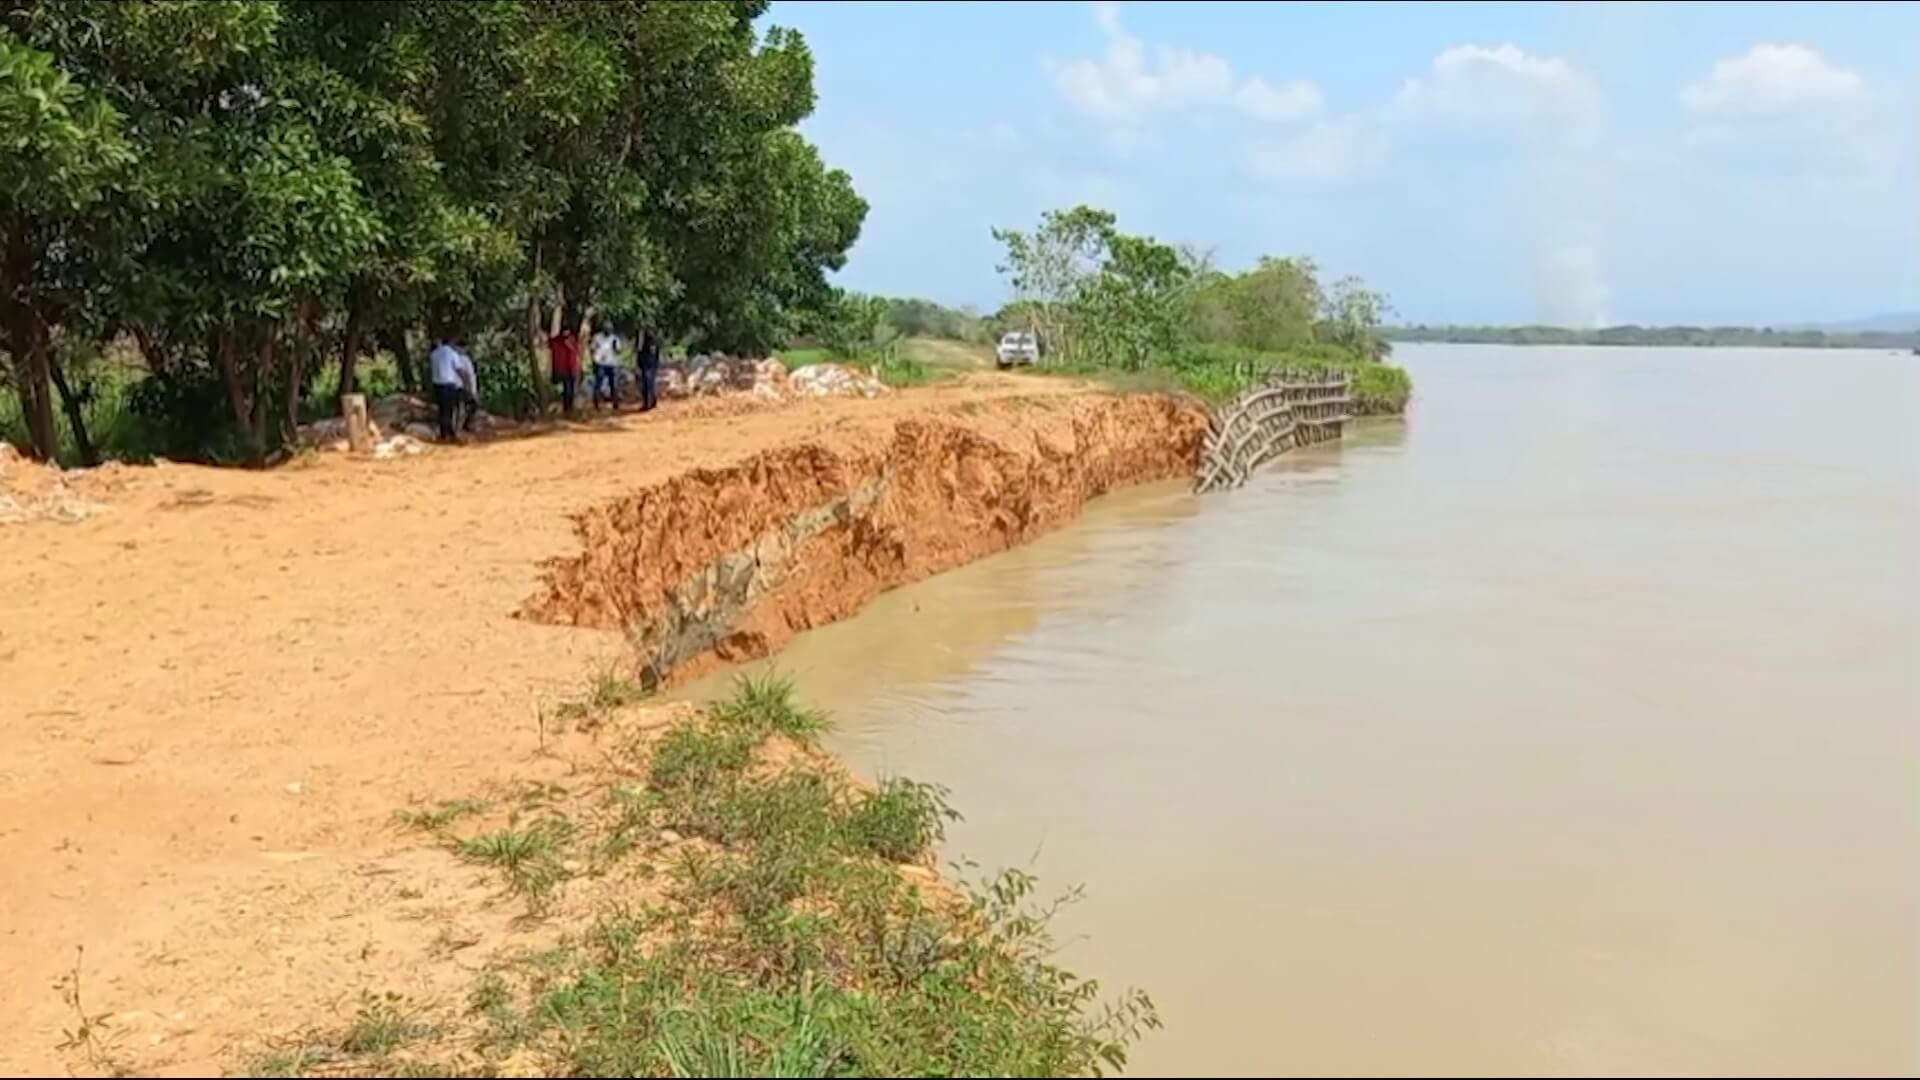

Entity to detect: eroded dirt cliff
[521,393,1209,684]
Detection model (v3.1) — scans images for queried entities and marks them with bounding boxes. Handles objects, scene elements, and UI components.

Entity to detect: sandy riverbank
[0,373,1204,1075]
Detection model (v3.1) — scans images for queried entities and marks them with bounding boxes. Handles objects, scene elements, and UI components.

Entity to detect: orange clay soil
[0,373,1207,1076]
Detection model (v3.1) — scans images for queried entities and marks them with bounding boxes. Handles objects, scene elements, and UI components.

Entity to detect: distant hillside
[1385,323,1920,349]
[1780,312,1920,334]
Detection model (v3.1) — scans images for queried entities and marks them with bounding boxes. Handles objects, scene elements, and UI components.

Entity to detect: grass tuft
[710,671,829,741]
[554,668,649,728]
[456,818,574,901]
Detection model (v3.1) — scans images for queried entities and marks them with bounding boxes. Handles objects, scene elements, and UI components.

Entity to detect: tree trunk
[48,354,98,466]
[16,325,58,460]
[285,329,306,441]
[250,332,275,463]
[525,245,552,412]
[131,323,173,381]
[4,218,58,460]
[526,296,550,410]
[215,329,252,459]
[336,294,363,407]
[342,392,372,453]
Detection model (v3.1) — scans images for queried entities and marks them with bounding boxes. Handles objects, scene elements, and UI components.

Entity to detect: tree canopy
[1,0,866,463]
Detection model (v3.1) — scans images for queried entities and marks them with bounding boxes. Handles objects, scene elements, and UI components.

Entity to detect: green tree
[1077,232,1196,370]
[0,30,130,460]
[817,290,897,362]
[1318,274,1391,358]
[2,0,284,462]
[1191,255,1322,353]
[991,205,1115,364]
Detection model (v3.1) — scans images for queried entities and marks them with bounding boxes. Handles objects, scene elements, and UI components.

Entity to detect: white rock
[789,363,889,398]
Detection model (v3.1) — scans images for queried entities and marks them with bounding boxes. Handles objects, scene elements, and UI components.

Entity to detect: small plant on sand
[339,992,436,1056]
[54,947,126,1076]
[554,667,649,729]
[456,818,574,901]
[710,671,828,741]
[392,797,490,833]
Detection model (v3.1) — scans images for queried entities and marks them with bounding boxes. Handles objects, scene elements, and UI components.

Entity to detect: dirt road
[0,374,1196,1075]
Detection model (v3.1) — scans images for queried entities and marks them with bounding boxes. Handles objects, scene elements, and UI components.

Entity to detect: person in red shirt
[548,321,582,416]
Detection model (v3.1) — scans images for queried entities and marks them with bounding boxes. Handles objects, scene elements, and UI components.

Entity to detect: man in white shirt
[429,336,479,441]
[590,327,623,409]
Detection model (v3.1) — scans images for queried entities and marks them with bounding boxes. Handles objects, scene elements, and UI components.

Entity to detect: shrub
[839,778,957,863]
[649,725,757,790]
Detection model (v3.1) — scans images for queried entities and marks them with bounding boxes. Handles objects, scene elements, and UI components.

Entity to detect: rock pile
[372,434,428,459]
[658,355,791,400]
[0,443,108,525]
[295,394,471,454]
[788,363,889,399]
[654,355,889,403]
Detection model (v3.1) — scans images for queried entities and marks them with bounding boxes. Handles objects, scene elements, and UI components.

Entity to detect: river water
[688,345,1920,1076]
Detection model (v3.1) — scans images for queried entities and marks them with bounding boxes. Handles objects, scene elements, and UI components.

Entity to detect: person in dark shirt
[638,328,662,412]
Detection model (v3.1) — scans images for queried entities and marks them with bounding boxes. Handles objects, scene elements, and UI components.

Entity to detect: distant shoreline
[1386,326,1919,350]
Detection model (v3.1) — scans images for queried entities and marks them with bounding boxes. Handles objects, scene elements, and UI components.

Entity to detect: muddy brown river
[687,344,1920,1076]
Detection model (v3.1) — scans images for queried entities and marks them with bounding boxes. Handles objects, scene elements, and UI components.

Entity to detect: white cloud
[1236,76,1324,122]
[1396,44,1602,136]
[1048,1,1321,124]
[1246,43,1601,186]
[1678,44,1881,184]
[1680,43,1868,114]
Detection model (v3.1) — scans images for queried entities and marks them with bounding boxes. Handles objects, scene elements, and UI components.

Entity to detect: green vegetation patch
[240,672,1159,1077]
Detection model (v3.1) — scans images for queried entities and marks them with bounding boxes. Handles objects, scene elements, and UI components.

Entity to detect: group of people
[547,323,663,417]
[425,322,666,442]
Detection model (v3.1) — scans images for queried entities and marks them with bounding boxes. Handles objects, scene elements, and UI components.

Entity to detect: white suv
[995,331,1040,369]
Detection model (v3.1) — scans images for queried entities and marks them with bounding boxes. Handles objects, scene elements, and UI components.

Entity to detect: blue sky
[772,0,1919,326]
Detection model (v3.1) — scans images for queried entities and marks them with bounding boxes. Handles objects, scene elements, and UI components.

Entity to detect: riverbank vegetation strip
[989,206,1409,412]
[789,208,1413,415]
[244,674,1158,1078]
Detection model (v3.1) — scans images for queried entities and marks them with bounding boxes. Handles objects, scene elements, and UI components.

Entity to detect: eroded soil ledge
[521,393,1209,685]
